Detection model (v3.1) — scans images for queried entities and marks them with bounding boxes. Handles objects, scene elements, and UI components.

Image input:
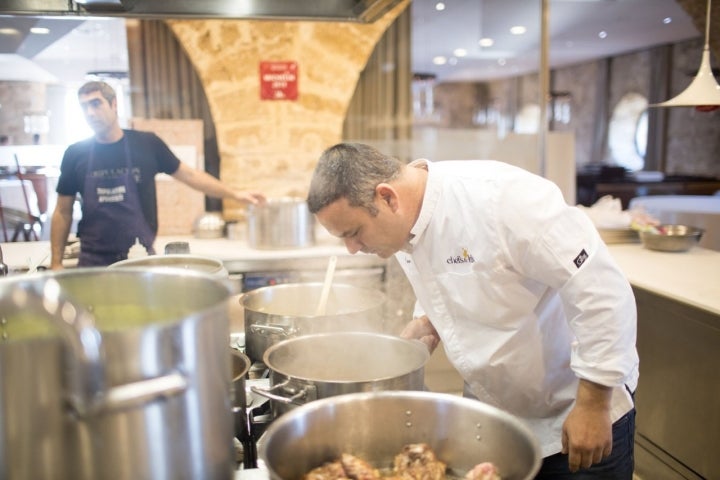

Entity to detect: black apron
[77,136,156,267]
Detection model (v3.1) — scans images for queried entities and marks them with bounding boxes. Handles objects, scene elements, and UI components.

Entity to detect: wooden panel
[130,118,205,236]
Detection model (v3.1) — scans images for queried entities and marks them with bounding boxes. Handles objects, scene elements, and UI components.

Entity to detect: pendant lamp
[651,0,720,109]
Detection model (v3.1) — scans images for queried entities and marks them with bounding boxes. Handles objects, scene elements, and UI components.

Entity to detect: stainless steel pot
[241,282,387,363]
[252,332,429,417]
[259,391,542,480]
[109,254,229,277]
[246,197,315,249]
[0,269,236,480]
[231,349,256,468]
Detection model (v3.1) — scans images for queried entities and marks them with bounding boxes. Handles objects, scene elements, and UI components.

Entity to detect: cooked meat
[392,443,447,480]
[463,462,501,480]
[303,460,349,480]
[302,444,500,480]
[341,453,382,480]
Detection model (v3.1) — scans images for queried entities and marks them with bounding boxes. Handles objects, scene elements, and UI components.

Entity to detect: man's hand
[233,191,266,205]
[562,379,613,472]
[400,315,440,353]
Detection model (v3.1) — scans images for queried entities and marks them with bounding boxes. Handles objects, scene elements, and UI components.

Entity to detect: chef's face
[79,91,117,137]
[316,194,408,259]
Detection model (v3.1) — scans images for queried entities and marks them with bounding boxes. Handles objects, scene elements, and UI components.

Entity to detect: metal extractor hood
[0,0,404,22]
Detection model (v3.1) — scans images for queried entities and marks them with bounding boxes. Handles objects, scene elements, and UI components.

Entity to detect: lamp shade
[651,0,720,108]
[651,47,720,107]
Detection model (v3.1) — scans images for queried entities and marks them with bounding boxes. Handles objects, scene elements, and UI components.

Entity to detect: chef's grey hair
[307,143,403,216]
[78,81,116,106]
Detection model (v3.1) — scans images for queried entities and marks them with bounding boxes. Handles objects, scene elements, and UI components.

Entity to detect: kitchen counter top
[0,230,384,274]
[606,243,720,316]
[2,239,718,316]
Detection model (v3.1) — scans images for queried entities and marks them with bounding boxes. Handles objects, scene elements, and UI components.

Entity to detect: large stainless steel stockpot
[241,282,387,363]
[246,197,315,249]
[0,268,236,480]
[252,332,429,417]
[259,391,542,480]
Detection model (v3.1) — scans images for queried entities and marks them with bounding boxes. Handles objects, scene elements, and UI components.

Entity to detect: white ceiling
[411,0,702,82]
[0,0,706,84]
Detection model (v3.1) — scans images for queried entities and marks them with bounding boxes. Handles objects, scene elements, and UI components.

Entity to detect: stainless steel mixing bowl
[639,224,704,252]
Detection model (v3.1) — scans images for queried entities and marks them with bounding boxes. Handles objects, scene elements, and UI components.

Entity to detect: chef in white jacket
[307,143,639,480]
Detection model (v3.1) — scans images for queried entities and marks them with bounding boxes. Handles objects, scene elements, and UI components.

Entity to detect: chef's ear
[375,183,399,211]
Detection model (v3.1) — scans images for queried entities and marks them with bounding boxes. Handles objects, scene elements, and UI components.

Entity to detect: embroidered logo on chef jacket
[573,249,589,268]
[446,247,476,264]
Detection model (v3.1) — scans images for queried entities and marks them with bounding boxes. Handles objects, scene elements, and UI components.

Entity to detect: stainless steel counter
[0,231,386,274]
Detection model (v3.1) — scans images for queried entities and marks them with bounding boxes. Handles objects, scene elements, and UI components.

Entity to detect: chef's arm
[562,378,613,472]
[50,195,75,270]
[400,315,440,353]
[171,163,265,205]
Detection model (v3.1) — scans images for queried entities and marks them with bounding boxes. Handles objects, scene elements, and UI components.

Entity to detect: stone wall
[0,82,47,146]
[166,1,409,221]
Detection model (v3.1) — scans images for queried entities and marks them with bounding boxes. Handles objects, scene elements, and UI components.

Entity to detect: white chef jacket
[396,159,639,457]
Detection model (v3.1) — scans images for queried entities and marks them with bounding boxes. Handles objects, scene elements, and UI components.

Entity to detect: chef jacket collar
[403,158,440,253]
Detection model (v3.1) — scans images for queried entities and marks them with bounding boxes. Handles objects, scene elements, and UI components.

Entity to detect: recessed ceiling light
[433,56,447,65]
[479,38,494,47]
[435,2,445,11]
[453,48,467,57]
[30,27,50,35]
[598,30,608,39]
[510,26,526,35]
[663,17,672,24]
[0,28,20,36]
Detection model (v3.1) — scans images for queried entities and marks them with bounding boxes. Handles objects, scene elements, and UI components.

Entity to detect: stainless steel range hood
[0,0,403,22]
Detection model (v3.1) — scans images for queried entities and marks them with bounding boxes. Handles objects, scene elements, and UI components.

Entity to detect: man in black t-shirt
[50,81,265,268]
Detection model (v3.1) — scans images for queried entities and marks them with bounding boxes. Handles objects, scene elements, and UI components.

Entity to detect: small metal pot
[259,391,542,480]
[241,282,387,363]
[252,332,429,418]
[247,197,315,249]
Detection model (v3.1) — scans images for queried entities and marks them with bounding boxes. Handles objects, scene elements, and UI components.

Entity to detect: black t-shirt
[56,129,181,235]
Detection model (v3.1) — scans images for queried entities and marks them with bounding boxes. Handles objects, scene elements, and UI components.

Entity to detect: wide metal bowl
[639,224,704,252]
[258,390,542,480]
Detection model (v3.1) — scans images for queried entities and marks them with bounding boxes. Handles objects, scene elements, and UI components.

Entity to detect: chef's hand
[400,315,440,353]
[562,379,613,472]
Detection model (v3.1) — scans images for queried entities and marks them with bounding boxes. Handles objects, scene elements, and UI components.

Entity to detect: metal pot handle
[100,371,188,414]
[249,323,299,337]
[250,380,311,405]
[0,279,105,416]
[0,279,188,417]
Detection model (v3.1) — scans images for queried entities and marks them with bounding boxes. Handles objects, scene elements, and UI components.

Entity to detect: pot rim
[262,331,429,383]
[240,282,386,317]
[259,390,543,480]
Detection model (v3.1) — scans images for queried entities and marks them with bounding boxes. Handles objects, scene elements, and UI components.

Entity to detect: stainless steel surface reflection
[0,268,236,480]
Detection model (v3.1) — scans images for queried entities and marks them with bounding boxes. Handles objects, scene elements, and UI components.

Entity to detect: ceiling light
[598,31,607,39]
[453,48,467,57]
[433,56,447,65]
[30,27,50,35]
[509,26,526,35]
[435,2,445,11]
[479,38,494,47]
[0,28,20,36]
[663,17,672,24]
[651,0,720,109]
